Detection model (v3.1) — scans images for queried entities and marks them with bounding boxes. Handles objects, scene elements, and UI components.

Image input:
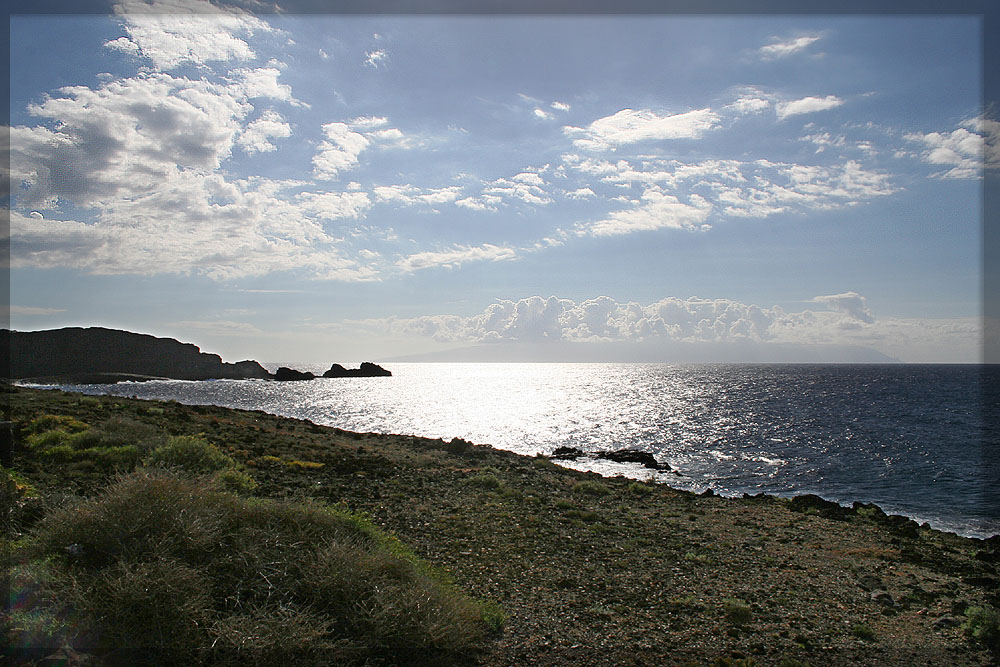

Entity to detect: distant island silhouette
[2,327,390,383]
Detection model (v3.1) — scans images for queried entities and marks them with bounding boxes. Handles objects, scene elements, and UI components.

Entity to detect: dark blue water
[39,363,999,538]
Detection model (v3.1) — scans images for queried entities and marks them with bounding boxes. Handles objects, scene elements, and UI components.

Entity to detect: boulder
[549,446,585,460]
[273,367,316,381]
[596,449,670,470]
[322,362,392,378]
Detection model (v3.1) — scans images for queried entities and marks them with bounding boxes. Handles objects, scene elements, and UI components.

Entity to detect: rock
[596,449,671,470]
[789,494,852,521]
[273,367,316,381]
[322,362,392,378]
[550,447,585,460]
[933,615,961,630]
[871,590,895,607]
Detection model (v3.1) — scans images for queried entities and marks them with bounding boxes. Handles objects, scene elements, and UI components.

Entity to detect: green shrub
[145,435,237,474]
[213,468,258,495]
[1,466,38,500]
[627,481,655,496]
[465,473,504,490]
[12,469,497,664]
[723,599,752,625]
[851,623,876,640]
[963,605,1000,652]
[572,480,611,497]
[25,429,73,451]
[25,415,88,435]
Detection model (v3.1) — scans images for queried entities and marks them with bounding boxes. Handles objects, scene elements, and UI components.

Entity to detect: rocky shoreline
[5,386,999,665]
[4,327,392,384]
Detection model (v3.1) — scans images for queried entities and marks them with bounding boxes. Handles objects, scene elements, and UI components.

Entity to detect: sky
[6,1,997,363]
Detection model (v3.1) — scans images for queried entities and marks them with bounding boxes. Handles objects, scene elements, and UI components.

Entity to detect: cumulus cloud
[583,189,712,237]
[312,122,371,179]
[396,243,518,272]
[758,35,822,60]
[105,0,272,71]
[551,101,571,111]
[905,116,998,179]
[362,293,978,361]
[373,184,462,206]
[370,293,874,345]
[11,73,251,209]
[564,107,721,150]
[563,154,894,223]
[230,67,305,106]
[810,291,874,324]
[534,108,553,120]
[238,109,291,154]
[776,95,843,120]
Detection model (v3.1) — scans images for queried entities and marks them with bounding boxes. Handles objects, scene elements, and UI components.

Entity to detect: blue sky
[7,2,996,363]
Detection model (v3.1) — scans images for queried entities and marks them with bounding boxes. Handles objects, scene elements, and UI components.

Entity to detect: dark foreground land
[4,386,999,666]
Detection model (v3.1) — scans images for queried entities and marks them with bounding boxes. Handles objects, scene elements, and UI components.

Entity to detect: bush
[145,435,237,474]
[963,605,1000,652]
[851,623,876,640]
[723,599,752,625]
[213,468,258,495]
[572,480,611,497]
[627,481,655,496]
[25,414,88,435]
[11,469,497,664]
[465,473,504,491]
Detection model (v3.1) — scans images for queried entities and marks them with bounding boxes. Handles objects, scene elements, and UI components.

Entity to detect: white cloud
[565,187,595,199]
[296,190,371,219]
[563,155,893,223]
[758,35,822,60]
[365,293,980,361]
[238,110,291,154]
[312,122,371,179]
[396,244,518,272]
[564,107,721,150]
[230,67,305,106]
[534,108,553,120]
[905,117,998,179]
[373,184,462,206]
[349,116,389,130]
[11,73,251,210]
[725,95,771,115]
[583,188,712,236]
[777,95,844,120]
[551,101,571,111]
[810,291,874,324]
[106,0,272,71]
[365,49,388,68]
[512,172,545,187]
[800,132,846,153]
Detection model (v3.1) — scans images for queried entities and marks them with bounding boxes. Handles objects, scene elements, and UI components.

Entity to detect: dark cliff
[3,327,272,382]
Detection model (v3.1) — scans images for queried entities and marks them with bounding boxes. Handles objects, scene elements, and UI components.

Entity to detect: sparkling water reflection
[42,363,997,538]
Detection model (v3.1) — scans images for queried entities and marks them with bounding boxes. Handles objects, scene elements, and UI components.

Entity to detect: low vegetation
[4,386,998,666]
[8,468,498,665]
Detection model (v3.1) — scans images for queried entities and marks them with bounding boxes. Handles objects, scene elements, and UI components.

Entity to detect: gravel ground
[7,386,999,666]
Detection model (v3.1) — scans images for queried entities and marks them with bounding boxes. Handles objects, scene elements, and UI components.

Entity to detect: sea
[32,363,1000,539]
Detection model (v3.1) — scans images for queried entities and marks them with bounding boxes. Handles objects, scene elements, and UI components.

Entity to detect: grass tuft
[571,480,611,497]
